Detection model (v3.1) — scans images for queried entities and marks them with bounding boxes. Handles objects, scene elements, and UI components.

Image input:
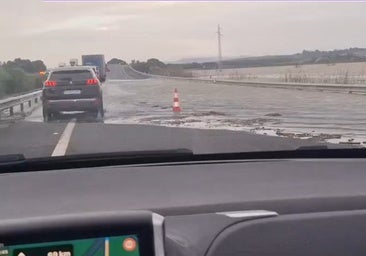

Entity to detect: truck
[81,54,107,82]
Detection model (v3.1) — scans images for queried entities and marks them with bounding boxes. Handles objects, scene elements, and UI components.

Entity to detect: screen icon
[0,249,8,256]
[122,238,137,252]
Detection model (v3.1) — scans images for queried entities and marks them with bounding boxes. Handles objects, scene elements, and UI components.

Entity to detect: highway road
[0,64,362,158]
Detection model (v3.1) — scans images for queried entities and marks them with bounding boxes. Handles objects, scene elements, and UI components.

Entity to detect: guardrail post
[28,100,31,107]
[20,103,24,112]
[35,97,38,104]
[9,106,13,116]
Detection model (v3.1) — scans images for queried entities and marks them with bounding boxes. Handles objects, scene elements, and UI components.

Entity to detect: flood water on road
[101,77,366,144]
[26,65,366,146]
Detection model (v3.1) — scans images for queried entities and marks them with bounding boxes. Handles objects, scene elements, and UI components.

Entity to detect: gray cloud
[20,15,137,35]
[1,1,366,67]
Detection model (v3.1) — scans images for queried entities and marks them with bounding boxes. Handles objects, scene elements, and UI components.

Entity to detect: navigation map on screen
[0,235,139,256]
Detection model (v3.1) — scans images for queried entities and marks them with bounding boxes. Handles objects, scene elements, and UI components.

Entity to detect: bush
[3,58,46,73]
[131,58,192,77]
[107,58,127,65]
[0,68,12,98]
[0,58,46,98]
[0,67,43,98]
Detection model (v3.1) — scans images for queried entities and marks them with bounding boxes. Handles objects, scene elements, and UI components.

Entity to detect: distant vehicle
[42,66,104,122]
[69,58,78,66]
[84,65,99,78]
[82,54,107,82]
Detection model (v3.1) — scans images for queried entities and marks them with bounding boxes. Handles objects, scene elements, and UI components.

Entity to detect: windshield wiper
[0,154,25,164]
[296,145,328,150]
[0,149,193,174]
[1,148,366,174]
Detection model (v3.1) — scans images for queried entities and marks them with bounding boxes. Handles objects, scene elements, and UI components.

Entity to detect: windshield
[0,1,365,159]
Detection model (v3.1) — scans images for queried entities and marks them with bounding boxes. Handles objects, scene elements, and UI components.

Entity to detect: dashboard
[2,158,366,256]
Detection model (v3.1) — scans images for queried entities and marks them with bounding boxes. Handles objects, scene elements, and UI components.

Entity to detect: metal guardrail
[0,90,42,119]
[128,66,366,94]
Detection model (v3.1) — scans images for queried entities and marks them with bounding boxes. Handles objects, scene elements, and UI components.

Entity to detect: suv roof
[50,66,95,72]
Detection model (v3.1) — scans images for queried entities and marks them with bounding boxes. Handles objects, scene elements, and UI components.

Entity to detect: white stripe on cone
[173,88,181,112]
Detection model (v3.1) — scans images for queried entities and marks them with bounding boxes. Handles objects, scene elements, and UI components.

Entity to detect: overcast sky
[1,1,366,67]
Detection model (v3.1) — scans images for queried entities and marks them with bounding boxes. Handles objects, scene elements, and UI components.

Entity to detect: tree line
[0,58,47,98]
[130,58,192,77]
[107,57,191,77]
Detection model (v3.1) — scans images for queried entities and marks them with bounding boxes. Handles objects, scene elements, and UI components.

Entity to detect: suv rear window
[50,70,93,81]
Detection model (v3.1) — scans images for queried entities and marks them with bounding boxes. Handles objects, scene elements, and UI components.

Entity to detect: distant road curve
[107,64,150,80]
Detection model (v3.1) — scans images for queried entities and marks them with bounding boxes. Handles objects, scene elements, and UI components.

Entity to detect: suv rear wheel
[99,98,104,118]
[91,106,103,121]
[43,107,53,122]
[92,97,104,120]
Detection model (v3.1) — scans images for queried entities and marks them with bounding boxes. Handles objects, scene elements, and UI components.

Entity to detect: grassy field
[191,62,366,84]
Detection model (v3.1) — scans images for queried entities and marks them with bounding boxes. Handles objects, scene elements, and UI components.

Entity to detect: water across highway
[1,64,364,158]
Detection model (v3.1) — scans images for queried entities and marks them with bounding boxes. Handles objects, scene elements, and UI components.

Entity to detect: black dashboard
[2,158,366,256]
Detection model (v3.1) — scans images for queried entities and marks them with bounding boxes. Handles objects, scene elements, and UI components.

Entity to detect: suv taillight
[44,80,57,87]
[86,79,99,85]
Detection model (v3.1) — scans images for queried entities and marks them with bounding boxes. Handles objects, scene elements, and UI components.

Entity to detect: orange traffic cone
[173,88,182,113]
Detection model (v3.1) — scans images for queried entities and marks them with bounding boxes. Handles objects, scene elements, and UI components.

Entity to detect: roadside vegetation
[131,58,193,77]
[107,58,127,65]
[0,58,47,98]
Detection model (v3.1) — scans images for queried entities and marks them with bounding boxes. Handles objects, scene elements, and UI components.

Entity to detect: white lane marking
[51,120,76,156]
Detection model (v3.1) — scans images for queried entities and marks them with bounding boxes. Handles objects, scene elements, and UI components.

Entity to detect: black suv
[42,66,104,121]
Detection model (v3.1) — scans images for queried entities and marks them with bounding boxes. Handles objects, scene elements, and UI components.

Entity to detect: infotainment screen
[0,211,164,256]
[0,235,140,256]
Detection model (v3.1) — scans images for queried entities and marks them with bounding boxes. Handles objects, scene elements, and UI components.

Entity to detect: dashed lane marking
[51,119,76,156]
